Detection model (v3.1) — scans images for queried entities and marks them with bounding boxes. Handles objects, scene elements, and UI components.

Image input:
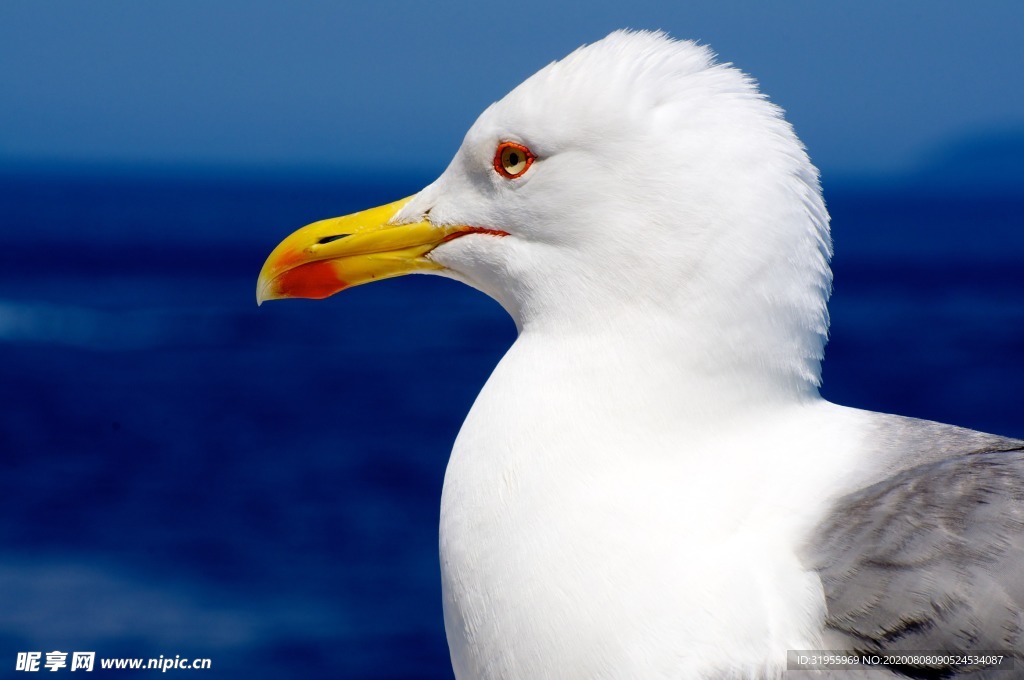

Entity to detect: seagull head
[258,30,832,397]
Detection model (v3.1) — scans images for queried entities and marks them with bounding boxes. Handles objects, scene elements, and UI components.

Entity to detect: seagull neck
[510,308,821,426]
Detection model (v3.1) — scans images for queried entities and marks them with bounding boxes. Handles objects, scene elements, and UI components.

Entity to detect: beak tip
[258,195,433,304]
[256,274,273,307]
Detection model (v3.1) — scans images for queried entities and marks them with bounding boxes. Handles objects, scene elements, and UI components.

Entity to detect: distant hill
[908,129,1024,189]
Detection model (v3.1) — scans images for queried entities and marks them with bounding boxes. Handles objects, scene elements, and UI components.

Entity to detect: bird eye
[494,142,535,179]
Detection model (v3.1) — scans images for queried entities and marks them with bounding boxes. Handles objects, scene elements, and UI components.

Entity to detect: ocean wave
[0,299,234,350]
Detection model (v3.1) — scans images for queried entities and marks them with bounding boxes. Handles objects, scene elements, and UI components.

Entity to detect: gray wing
[806,437,1024,679]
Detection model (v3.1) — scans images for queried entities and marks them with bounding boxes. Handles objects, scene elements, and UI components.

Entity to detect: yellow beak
[256,196,505,304]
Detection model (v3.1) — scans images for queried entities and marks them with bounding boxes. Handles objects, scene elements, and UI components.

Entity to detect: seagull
[257,30,1024,679]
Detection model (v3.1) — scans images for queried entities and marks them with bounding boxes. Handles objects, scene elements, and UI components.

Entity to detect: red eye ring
[493,141,536,179]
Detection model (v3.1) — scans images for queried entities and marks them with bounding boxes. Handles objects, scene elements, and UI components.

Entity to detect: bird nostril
[317,234,349,245]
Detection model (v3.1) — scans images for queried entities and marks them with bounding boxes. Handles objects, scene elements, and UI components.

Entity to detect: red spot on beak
[275,261,346,300]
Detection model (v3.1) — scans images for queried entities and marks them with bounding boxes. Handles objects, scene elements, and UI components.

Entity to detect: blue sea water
[0,166,1022,677]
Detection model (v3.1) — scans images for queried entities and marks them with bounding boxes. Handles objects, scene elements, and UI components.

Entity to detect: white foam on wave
[0,556,340,650]
[0,300,231,350]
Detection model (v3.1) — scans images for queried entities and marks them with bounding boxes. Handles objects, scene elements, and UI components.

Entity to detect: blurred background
[1,1,1022,677]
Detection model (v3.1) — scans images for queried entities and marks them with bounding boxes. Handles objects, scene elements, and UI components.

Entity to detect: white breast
[437,332,871,679]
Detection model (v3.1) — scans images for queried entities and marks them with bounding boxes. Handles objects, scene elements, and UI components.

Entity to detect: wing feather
[807,442,1024,678]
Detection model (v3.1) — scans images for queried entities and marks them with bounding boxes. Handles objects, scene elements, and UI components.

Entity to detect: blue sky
[2,1,1022,178]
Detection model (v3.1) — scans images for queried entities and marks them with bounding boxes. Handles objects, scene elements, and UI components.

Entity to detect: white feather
[388,30,906,679]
